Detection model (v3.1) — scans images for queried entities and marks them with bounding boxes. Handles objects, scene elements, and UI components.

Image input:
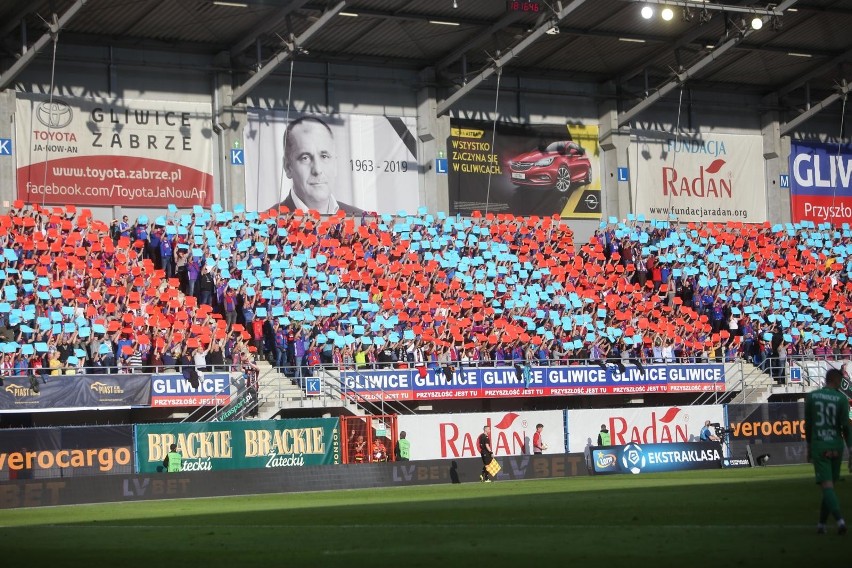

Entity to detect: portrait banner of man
[244,110,421,215]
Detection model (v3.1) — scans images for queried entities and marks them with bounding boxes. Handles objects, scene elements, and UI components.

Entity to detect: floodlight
[751,16,763,30]
[661,7,674,21]
[641,5,654,19]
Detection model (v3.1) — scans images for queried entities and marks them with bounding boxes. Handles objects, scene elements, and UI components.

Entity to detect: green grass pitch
[0,464,848,567]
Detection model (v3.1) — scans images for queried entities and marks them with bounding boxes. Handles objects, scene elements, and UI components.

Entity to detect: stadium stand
[1,199,849,393]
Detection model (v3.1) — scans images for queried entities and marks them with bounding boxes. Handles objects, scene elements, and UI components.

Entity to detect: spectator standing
[163,443,182,473]
[395,431,411,461]
[597,423,611,446]
[198,266,215,307]
[532,423,548,454]
[160,234,174,278]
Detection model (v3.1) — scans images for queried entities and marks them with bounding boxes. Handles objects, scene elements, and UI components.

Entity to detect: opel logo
[584,193,599,210]
[36,99,73,129]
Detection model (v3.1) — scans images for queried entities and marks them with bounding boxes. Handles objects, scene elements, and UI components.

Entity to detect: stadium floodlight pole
[0,0,88,90]
[435,0,589,117]
[231,0,347,105]
[617,0,800,127]
[779,80,850,136]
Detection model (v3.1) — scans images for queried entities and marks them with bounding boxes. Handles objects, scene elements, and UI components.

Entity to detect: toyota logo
[36,99,73,129]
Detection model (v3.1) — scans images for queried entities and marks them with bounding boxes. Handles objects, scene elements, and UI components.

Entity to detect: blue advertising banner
[340,364,725,401]
[592,442,723,475]
[149,373,232,407]
[790,140,852,224]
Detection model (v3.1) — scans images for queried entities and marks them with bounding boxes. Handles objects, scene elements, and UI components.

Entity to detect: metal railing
[254,362,417,417]
[181,370,260,423]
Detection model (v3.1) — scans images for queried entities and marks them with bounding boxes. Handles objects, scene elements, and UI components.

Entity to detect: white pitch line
[0,523,816,530]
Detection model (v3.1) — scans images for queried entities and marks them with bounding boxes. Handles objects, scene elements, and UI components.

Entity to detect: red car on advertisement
[507,141,592,194]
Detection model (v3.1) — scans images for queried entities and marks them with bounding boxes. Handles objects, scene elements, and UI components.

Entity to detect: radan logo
[662,159,732,198]
[609,407,691,445]
[439,412,528,458]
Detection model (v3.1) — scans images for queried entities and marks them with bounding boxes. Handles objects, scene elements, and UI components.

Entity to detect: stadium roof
[1,0,851,119]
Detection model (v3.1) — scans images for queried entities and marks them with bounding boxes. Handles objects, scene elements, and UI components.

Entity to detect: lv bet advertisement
[134,419,340,473]
[789,140,852,225]
[16,94,214,208]
[396,410,564,461]
[448,119,602,219]
[630,131,767,222]
[244,109,420,215]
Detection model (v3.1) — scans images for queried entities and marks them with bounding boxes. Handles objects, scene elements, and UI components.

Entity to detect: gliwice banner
[630,131,767,222]
[789,140,852,224]
[244,110,420,215]
[16,95,214,208]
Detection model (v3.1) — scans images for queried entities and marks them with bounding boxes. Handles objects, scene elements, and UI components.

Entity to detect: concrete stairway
[253,361,364,419]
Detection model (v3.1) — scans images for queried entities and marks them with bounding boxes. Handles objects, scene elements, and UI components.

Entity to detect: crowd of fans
[0,200,850,388]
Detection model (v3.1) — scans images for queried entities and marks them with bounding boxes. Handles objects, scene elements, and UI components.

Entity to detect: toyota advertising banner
[0,425,134,480]
[149,372,232,407]
[565,405,724,452]
[341,363,725,402]
[244,110,420,214]
[448,119,602,219]
[0,373,151,412]
[134,418,340,473]
[15,94,214,208]
[396,410,565,461]
[630,131,767,222]
[789,140,852,225]
[591,442,723,475]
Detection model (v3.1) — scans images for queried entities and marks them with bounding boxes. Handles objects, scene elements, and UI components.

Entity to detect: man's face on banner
[284,120,338,209]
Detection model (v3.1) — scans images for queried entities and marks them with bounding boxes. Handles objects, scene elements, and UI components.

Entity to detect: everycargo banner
[396,410,565,460]
[0,425,134,480]
[591,441,723,475]
[789,140,852,224]
[134,418,340,473]
[149,372,232,407]
[630,131,767,222]
[244,110,420,214]
[565,405,724,452]
[341,364,725,402]
[448,119,602,219]
[0,373,151,412]
[725,402,807,466]
[16,94,214,208]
